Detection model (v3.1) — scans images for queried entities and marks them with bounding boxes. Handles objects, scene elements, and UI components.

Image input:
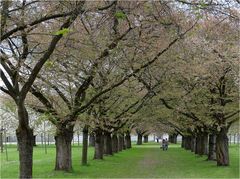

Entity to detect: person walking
[162,139,166,150]
[165,138,169,150]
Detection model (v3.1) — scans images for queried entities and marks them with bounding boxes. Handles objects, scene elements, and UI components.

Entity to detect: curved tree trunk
[55,125,74,171]
[216,127,229,166]
[112,134,119,153]
[94,129,104,159]
[144,135,148,143]
[137,133,142,145]
[208,134,216,161]
[125,132,131,149]
[89,132,95,147]
[104,132,113,155]
[81,126,88,165]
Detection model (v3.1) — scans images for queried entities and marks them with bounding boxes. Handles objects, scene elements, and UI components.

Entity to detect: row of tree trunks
[125,132,132,149]
[169,134,178,144]
[190,136,196,153]
[118,134,124,151]
[93,130,132,160]
[104,132,113,155]
[89,133,95,147]
[184,136,192,150]
[112,134,118,153]
[181,129,229,166]
[194,133,208,156]
[143,135,148,143]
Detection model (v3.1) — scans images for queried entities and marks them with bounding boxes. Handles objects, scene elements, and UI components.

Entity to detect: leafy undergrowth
[0,143,239,178]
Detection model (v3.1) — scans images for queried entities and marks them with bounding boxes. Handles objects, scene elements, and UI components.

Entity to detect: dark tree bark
[195,133,208,156]
[137,133,143,145]
[118,134,123,151]
[191,136,196,153]
[112,134,118,153]
[144,135,148,143]
[16,103,34,179]
[54,125,74,171]
[181,136,185,148]
[122,134,126,150]
[94,129,104,159]
[216,127,229,166]
[170,134,178,144]
[32,135,37,146]
[233,134,236,144]
[1,131,4,153]
[195,133,202,155]
[203,133,209,155]
[185,136,191,150]
[103,132,113,155]
[81,126,88,165]
[125,132,132,149]
[16,127,33,179]
[208,134,216,161]
[89,132,95,147]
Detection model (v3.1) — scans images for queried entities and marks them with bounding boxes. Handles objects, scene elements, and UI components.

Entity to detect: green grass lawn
[0,142,239,178]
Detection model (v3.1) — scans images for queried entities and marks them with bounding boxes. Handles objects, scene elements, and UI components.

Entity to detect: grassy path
[0,143,239,178]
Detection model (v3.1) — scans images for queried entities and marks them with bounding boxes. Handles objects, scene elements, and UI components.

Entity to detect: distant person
[165,138,169,150]
[162,139,166,150]
[156,138,159,143]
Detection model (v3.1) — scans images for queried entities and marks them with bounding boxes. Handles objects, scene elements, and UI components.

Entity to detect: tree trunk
[125,132,131,149]
[171,134,177,144]
[181,136,185,148]
[208,134,216,161]
[122,134,126,150]
[89,133,95,147]
[16,102,33,179]
[112,134,118,153]
[118,134,123,151]
[103,132,113,155]
[0,131,3,153]
[216,127,229,166]
[41,133,43,147]
[33,135,37,146]
[233,134,236,144]
[195,133,202,155]
[137,133,142,145]
[16,127,33,179]
[185,136,191,150]
[203,133,208,155]
[81,126,88,165]
[143,135,148,143]
[55,125,74,171]
[191,136,196,152]
[94,129,104,159]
